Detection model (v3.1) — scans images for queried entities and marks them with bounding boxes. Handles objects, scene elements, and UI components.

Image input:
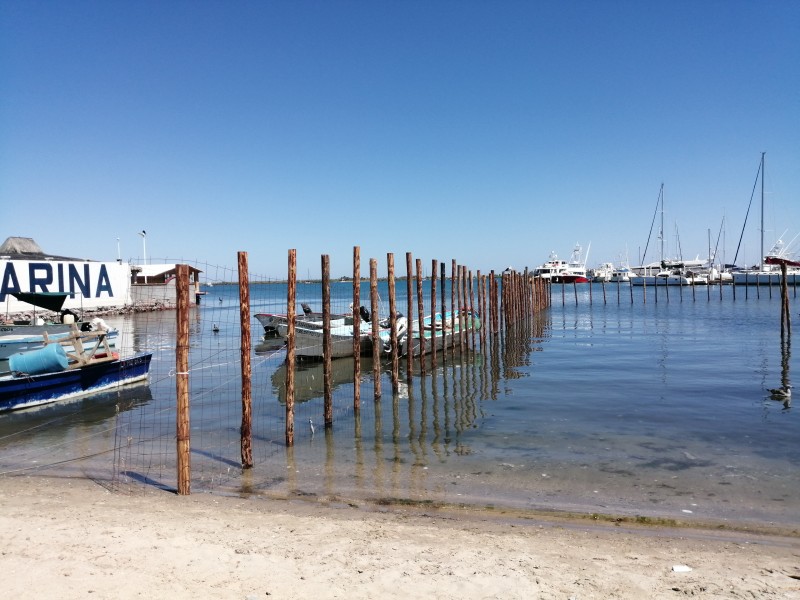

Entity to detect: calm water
[1,281,797,529]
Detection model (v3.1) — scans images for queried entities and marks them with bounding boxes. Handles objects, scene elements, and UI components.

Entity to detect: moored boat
[392,310,481,357]
[0,326,152,412]
[255,303,353,337]
[533,243,591,283]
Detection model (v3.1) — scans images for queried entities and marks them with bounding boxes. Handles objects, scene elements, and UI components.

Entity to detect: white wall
[0,259,132,313]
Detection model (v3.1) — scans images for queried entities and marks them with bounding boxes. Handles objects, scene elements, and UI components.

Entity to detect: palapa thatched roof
[0,237,84,261]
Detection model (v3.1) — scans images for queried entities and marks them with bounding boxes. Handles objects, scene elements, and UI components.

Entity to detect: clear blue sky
[2,1,798,278]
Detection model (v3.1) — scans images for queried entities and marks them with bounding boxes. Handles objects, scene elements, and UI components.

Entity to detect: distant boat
[534,243,590,283]
[731,153,799,286]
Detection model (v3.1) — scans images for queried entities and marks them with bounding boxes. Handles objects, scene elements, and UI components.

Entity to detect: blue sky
[2,1,798,278]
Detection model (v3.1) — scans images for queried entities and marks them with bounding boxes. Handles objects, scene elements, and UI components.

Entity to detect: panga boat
[0,325,152,412]
[255,303,352,338]
[390,310,481,357]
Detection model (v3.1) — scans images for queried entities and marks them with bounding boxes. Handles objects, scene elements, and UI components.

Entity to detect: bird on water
[309,419,315,437]
[768,385,791,400]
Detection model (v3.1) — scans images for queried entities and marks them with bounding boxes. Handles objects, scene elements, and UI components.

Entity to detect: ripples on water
[0,282,797,528]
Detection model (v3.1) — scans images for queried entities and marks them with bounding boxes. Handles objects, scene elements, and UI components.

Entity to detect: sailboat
[731,153,800,285]
[631,185,707,286]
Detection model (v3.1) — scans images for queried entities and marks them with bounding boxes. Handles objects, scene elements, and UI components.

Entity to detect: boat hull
[731,271,799,285]
[0,353,153,412]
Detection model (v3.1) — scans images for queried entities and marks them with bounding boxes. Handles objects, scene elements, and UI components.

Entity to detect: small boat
[0,318,117,362]
[280,310,399,360]
[255,303,352,338]
[1,291,86,336]
[392,310,481,357]
[0,326,152,412]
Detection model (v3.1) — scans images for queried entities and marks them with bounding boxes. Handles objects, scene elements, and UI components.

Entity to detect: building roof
[0,236,89,261]
[133,264,203,277]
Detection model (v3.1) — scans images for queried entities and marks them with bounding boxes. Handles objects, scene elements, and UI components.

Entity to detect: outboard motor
[301,303,313,315]
[359,305,370,322]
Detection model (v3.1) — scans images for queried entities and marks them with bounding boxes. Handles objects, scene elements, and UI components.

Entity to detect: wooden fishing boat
[0,325,152,412]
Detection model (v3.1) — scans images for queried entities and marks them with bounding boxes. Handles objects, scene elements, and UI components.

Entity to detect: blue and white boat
[0,327,152,412]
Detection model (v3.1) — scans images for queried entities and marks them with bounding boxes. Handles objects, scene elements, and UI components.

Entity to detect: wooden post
[237,252,253,469]
[352,246,361,411]
[285,250,296,446]
[370,259,381,399]
[388,253,399,393]
[440,262,446,364]
[451,259,456,358]
[431,259,438,368]
[416,258,425,369]
[406,252,414,378]
[175,264,191,495]
[476,270,483,351]
[468,269,475,351]
[781,262,791,337]
[322,255,332,428]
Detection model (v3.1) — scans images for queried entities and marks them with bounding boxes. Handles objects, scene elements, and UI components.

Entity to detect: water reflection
[768,338,792,410]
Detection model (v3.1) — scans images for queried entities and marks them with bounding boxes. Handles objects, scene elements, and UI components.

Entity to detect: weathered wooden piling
[285,249,296,446]
[406,252,414,379]
[451,259,457,357]
[352,246,361,411]
[237,252,253,469]
[370,258,381,399]
[431,259,438,368]
[176,264,191,494]
[321,255,333,428]
[440,262,446,364]
[387,253,399,393]
[416,258,426,369]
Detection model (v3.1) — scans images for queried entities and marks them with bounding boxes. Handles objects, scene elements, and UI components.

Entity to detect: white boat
[0,317,117,362]
[731,239,800,285]
[609,266,633,283]
[532,252,568,280]
[590,263,614,282]
[256,303,357,337]
[392,310,481,357]
[631,261,708,286]
[534,243,591,283]
[278,310,404,360]
[731,153,800,286]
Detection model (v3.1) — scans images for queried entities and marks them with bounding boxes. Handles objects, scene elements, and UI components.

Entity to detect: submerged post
[237,251,253,469]
[176,264,190,495]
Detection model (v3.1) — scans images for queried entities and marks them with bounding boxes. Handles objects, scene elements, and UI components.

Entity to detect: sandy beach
[1,476,798,599]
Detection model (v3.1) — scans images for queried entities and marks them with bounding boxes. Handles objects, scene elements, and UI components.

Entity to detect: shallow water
[1,281,797,529]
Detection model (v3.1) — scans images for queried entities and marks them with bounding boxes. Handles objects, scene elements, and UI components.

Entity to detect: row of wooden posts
[171,250,550,495]
[555,272,798,306]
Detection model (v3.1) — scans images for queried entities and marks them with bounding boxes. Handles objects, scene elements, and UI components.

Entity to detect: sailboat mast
[660,183,665,262]
[760,152,765,271]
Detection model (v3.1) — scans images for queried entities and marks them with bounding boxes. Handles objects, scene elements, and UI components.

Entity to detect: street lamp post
[138,230,147,284]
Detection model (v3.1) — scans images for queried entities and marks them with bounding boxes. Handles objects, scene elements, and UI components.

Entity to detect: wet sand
[1,476,798,599]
